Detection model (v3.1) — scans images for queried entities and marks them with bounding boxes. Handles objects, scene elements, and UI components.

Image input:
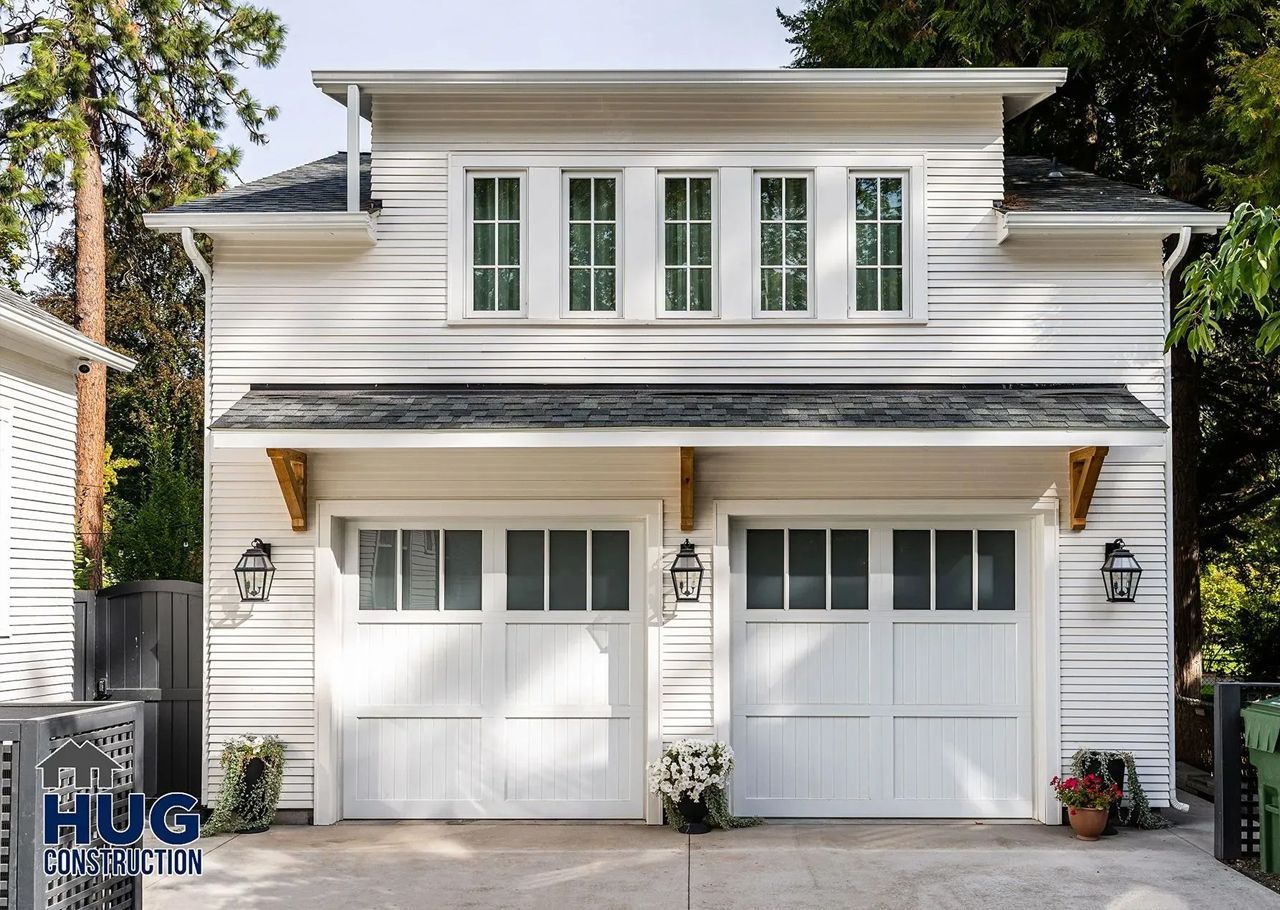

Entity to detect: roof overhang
[144,211,377,243]
[211,427,1166,450]
[995,208,1229,242]
[313,68,1068,123]
[0,306,135,372]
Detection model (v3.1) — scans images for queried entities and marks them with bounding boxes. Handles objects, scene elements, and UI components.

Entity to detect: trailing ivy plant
[203,734,286,836]
[1068,749,1169,830]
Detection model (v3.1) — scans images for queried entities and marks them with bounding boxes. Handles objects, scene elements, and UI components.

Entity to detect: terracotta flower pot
[1067,806,1109,841]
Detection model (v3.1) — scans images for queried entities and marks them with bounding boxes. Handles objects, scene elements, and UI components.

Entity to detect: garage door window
[746,528,869,610]
[357,528,483,611]
[507,529,630,611]
[892,529,1016,611]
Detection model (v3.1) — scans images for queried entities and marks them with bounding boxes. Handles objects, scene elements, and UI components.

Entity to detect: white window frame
[0,404,10,636]
[656,170,719,319]
[465,170,528,318]
[752,171,814,319]
[847,168,923,320]
[560,171,623,319]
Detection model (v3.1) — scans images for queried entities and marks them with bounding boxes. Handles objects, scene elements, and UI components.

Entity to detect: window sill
[446,317,929,327]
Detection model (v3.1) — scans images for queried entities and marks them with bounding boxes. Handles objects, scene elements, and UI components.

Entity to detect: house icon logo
[34,740,123,790]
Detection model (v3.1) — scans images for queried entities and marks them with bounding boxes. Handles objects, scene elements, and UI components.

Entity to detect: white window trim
[0,404,10,637]
[847,167,926,320]
[465,170,528,318]
[752,171,815,319]
[656,170,719,319]
[560,171,624,319]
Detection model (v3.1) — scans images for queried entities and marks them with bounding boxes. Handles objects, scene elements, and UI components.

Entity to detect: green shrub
[1204,514,1280,680]
[108,433,202,583]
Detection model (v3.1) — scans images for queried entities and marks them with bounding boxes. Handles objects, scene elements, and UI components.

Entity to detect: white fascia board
[995,208,1228,242]
[0,308,136,372]
[144,211,377,243]
[313,68,1068,122]
[211,426,1166,450]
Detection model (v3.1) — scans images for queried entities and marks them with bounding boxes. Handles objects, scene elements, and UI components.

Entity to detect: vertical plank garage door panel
[343,521,645,819]
[731,520,1033,818]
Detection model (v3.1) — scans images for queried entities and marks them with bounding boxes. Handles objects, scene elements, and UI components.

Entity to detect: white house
[145,68,1228,825]
[0,288,135,700]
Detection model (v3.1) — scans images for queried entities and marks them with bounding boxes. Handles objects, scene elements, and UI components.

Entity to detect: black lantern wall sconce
[235,538,276,602]
[1100,538,1142,603]
[670,540,705,603]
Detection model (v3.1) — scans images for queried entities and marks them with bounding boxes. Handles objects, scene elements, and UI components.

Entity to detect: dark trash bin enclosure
[0,701,144,909]
[74,581,203,802]
[1243,695,1280,874]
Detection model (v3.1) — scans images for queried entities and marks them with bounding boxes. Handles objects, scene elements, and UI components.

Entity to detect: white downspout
[180,226,214,803]
[1163,225,1193,813]
[346,84,361,213]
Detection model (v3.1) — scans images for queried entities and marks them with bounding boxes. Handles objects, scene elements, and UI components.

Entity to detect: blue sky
[225,0,799,183]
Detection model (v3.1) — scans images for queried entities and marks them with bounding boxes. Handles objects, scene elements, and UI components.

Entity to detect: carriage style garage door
[730,519,1034,818]
[342,520,646,819]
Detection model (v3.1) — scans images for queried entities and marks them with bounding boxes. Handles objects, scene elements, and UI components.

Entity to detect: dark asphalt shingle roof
[158,152,376,215]
[212,383,1165,432]
[153,151,1210,219]
[1002,156,1211,215]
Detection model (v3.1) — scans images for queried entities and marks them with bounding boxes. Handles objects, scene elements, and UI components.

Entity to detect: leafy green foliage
[0,0,286,277]
[108,433,202,582]
[1175,203,1280,355]
[72,444,140,588]
[1203,508,1280,679]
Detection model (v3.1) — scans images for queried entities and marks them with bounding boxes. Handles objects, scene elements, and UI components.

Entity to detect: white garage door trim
[713,499,1060,824]
[314,499,665,825]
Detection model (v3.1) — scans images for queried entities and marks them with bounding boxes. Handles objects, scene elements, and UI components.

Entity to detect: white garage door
[731,520,1033,818]
[343,520,646,819]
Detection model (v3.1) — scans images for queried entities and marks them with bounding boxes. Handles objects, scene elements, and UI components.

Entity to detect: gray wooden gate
[73,580,202,801]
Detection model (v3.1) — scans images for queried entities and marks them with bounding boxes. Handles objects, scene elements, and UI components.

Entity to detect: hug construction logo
[38,739,203,878]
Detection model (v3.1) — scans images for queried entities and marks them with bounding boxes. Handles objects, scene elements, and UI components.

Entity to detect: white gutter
[146,211,376,242]
[996,209,1228,243]
[178,226,215,805]
[0,304,136,372]
[1163,225,1195,815]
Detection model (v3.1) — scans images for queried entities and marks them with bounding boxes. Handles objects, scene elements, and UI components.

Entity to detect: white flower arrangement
[647,739,734,803]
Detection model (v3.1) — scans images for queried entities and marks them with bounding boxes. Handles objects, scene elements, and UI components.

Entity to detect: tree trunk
[73,105,108,589]
[1172,334,1203,698]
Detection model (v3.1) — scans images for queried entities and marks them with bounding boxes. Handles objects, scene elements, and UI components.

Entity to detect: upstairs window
[852,173,906,314]
[469,173,523,314]
[662,174,715,315]
[565,174,619,314]
[756,173,810,315]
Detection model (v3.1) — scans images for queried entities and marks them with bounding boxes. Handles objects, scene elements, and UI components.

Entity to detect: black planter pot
[677,796,710,835]
[236,757,270,834]
[1079,755,1127,835]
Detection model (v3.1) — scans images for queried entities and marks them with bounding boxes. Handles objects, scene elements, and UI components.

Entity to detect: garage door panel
[353,623,484,706]
[354,716,487,802]
[738,715,872,802]
[740,621,869,705]
[892,716,1024,802]
[732,520,1033,819]
[892,623,1019,707]
[505,717,636,802]
[505,622,633,708]
[344,521,646,820]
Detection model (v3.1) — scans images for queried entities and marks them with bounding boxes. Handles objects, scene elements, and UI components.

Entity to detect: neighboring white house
[0,288,135,701]
[146,68,1228,825]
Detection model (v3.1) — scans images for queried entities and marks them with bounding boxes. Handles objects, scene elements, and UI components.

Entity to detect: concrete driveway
[146,794,1280,909]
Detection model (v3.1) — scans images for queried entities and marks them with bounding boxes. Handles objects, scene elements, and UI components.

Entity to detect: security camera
[76,360,92,375]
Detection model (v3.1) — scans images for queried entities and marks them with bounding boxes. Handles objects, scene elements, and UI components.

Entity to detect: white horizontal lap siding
[0,349,78,701]
[1057,456,1171,803]
[204,96,1167,419]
